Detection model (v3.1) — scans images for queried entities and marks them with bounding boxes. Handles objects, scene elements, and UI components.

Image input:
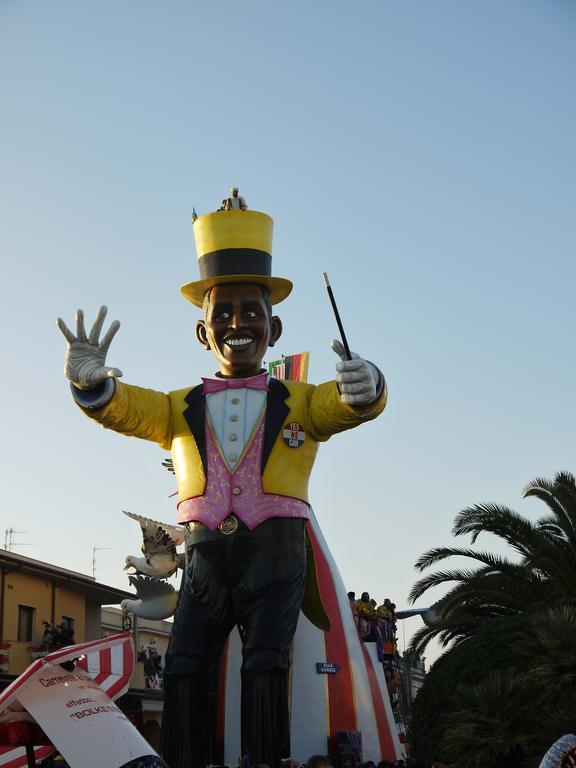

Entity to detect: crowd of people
[301,756,417,768]
[39,620,75,651]
[39,751,436,767]
[241,755,420,768]
[347,591,402,712]
[347,592,398,654]
[137,647,164,689]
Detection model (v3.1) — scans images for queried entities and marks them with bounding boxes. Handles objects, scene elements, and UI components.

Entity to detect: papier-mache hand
[57,305,123,390]
[331,339,381,405]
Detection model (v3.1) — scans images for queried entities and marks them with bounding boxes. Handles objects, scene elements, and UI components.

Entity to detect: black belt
[185,514,239,536]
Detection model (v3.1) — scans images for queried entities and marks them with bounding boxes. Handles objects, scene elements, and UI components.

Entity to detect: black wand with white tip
[322,272,352,361]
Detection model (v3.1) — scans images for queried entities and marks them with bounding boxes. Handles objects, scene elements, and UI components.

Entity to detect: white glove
[331,339,380,405]
[57,305,123,390]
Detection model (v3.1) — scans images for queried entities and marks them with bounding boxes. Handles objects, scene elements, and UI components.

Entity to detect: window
[60,616,75,643]
[18,605,35,643]
[60,616,74,632]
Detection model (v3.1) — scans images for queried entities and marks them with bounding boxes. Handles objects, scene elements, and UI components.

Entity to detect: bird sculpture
[123,510,186,579]
[121,575,179,621]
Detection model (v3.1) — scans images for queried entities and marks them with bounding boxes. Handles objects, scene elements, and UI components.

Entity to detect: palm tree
[408,471,576,655]
[513,603,576,702]
[436,607,576,767]
[408,604,576,766]
[440,669,537,768]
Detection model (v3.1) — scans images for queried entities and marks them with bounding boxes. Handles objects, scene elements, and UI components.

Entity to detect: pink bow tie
[202,372,269,395]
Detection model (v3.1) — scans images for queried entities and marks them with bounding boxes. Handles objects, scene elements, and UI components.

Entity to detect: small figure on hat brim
[220,186,248,211]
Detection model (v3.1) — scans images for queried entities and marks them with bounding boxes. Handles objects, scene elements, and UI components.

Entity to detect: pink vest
[177,414,310,530]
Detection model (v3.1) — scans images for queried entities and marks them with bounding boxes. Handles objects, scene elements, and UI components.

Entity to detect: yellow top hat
[181,206,293,307]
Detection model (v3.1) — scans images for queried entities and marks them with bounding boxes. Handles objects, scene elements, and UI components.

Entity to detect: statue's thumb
[330,339,346,361]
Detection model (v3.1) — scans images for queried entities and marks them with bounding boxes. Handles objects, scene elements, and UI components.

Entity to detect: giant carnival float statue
[57,190,404,768]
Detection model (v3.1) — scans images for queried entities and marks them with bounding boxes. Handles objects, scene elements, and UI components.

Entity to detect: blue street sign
[316,662,341,674]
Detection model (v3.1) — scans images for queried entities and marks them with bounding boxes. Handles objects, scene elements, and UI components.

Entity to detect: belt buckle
[218,515,238,535]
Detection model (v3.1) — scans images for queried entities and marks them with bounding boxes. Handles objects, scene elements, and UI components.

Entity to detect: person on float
[357,591,376,640]
[57,194,387,768]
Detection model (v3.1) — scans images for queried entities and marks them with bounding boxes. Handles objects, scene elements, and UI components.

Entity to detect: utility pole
[92,547,111,579]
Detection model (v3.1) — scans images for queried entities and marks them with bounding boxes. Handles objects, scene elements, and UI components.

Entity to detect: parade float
[54,189,400,767]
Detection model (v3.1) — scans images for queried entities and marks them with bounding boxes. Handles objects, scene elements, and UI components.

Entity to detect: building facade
[0,548,171,751]
[0,548,134,678]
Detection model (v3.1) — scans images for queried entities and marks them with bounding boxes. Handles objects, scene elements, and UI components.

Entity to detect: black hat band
[198,249,272,280]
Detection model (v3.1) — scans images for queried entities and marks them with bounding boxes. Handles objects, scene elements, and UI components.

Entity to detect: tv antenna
[4,528,31,552]
[92,547,111,579]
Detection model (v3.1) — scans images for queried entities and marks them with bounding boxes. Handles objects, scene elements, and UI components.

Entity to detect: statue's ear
[269,316,282,348]
[196,320,210,349]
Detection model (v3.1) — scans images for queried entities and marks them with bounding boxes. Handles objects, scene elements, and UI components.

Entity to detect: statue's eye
[214,311,230,322]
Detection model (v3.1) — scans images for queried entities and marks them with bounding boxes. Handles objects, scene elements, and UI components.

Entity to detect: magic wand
[322,272,352,361]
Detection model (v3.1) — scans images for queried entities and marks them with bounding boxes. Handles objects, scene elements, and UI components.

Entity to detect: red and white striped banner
[0,633,134,767]
[0,744,53,768]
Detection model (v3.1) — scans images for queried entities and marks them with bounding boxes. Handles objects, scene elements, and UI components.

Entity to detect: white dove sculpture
[123,510,186,579]
[121,575,179,621]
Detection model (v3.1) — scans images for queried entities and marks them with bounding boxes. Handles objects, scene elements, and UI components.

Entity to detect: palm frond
[409,471,576,657]
[414,545,518,573]
[453,502,541,559]
[523,482,576,545]
[409,567,489,603]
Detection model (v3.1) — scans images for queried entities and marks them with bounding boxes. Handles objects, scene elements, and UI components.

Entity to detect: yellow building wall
[137,629,169,657]
[133,659,146,689]
[55,586,86,643]
[3,571,52,645]
[2,572,89,674]
[5,642,33,675]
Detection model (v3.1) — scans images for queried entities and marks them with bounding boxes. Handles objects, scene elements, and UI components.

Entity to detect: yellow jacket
[79,376,386,629]
[80,377,386,505]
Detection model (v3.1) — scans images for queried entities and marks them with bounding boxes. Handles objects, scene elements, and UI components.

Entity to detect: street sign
[316,662,341,674]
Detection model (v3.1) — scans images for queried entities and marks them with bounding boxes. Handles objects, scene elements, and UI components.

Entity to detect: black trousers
[160,517,307,768]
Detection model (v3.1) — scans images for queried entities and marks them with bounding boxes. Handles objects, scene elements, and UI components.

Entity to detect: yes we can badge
[283,421,305,448]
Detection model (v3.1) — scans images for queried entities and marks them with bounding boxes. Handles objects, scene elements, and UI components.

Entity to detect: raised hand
[331,339,379,405]
[57,305,123,390]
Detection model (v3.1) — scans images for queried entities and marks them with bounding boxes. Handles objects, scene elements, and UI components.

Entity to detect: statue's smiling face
[196,283,282,378]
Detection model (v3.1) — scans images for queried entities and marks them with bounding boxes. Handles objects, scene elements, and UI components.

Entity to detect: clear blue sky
[1,0,575,661]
